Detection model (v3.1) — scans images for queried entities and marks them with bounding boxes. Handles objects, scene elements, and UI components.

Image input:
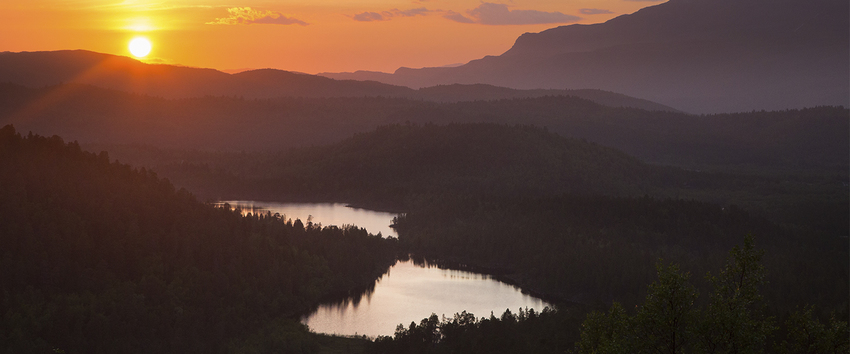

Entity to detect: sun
[128,37,152,58]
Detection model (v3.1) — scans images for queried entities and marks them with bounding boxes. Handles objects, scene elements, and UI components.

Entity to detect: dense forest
[91,122,845,352]
[0,125,398,353]
[69,122,847,351]
[392,194,847,312]
[372,237,849,353]
[1,101,846,352]
[96,123,847,235]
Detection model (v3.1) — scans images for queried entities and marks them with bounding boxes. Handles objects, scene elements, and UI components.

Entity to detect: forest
[1,101,846,352]
[96,123,848,235]
[0,125,399,353]
[31,120,839,352]
[372,236,848,353]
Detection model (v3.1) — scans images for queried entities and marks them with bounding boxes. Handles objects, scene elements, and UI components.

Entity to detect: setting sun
[128,37,152,58]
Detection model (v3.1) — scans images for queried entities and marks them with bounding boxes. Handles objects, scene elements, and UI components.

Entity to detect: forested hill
[0,125,397,353]
[114,122,848,237]
[146,123,679,207]
[2,82,845,173]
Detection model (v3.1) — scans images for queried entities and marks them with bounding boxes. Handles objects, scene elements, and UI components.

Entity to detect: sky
[0,0,666,74]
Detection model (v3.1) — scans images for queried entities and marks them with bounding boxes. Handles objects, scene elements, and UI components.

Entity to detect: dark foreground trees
[372,236,848,353]
[578,235,847,354]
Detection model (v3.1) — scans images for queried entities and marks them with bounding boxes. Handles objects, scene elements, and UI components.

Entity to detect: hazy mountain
[321,0,849,113]
[2,82,845,172]
[414,84,678,112]
[0,50,677,111]
[262,123,663,201]
[0,50,412,98]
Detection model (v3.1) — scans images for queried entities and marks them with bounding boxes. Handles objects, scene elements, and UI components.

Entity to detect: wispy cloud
[580,8,614,15]
[351,7,434,22]
[354,3,580,25]
[396,8,432,17]
[207,7,308,25]
[448,3,581,25]
[442,10,475,24]
[352,11,389,22]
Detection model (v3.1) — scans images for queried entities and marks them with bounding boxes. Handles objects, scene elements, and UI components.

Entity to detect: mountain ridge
[3,82,844,173]
[0,50,678,112]
[320,0,849,113]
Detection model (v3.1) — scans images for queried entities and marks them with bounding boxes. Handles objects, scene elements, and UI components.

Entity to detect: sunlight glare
[128,37,152,58]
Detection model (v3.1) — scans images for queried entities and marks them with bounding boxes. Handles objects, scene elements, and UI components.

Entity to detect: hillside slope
[0,125,397,352]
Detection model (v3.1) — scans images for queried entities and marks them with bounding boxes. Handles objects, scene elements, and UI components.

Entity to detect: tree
[578,236,778,354]
[577,262,698,354]
[778,306,849,354]
[577,302,631,354]
[697,234,775,354]
[632,262,699,354]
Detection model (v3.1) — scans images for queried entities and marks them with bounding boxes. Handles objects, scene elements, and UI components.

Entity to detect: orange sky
[0,0,666,74]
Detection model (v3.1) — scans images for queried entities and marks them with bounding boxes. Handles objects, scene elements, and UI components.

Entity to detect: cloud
[352,11,389,21]
[448,3,581,25]
[443,10,475,23]
[395,8,431,17]
[352,7,434,22]
[207,7,308,25]
[351,3,580,25]
[580,8,614,15]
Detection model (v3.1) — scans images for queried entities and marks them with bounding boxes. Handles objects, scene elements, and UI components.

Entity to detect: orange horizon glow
[0,1,668,74]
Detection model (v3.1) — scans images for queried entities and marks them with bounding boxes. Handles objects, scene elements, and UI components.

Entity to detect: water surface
[301,259,551,337]
[220,201,398,237]
[219,201,550,337]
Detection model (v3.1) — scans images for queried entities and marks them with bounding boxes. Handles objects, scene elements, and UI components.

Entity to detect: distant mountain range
[0,50,676,112]
[3,82,845,173]
[321,0,849,113]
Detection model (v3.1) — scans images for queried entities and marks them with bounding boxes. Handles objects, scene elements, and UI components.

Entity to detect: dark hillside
[94,122,848,237]
[381,100,849,173]
[0,125,396,353]
[149,123,676,208]
[392,194,848,313]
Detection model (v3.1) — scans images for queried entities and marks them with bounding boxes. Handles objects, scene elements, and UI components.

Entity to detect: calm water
[301,259,551,337]
[219,201,398,237]
[219,201,550,337]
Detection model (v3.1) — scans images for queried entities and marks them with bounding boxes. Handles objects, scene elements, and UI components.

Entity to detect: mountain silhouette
[0,50,411,98]
[320,0,849,113]
[3,82,844,172]
[0,50,676,111]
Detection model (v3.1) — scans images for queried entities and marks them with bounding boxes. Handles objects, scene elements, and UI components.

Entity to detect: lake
[218,201,399,237]
[218,201,551,337]
[301,259,551,337]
